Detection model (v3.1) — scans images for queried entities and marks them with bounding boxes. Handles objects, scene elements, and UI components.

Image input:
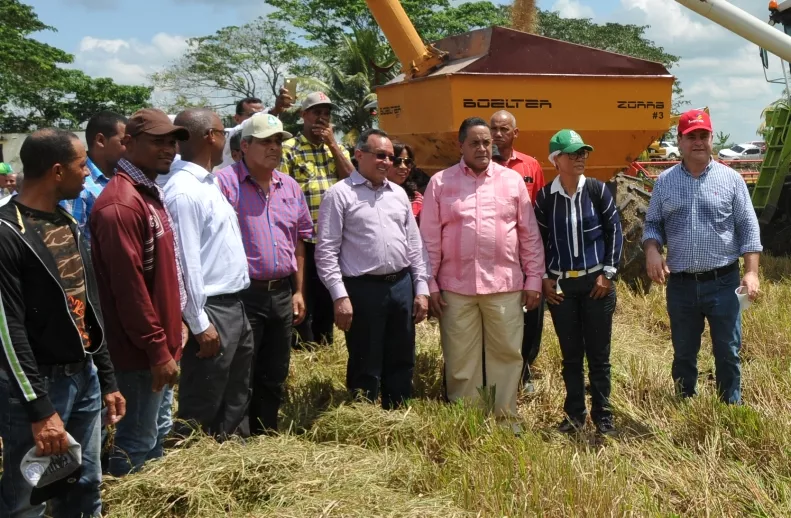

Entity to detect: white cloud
[612,0,787,143]
[551,0,595,19]
[72,33,188,86]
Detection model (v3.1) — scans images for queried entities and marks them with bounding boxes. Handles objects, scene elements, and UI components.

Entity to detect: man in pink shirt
[420,117,545,420]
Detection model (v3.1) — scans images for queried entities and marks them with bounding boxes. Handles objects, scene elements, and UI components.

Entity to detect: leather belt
[38,358,90,379]
[207,292,241,303]
[249,278,290,292]
[549,264,604,280]
[344,269,408,284]
[671,262,738,282]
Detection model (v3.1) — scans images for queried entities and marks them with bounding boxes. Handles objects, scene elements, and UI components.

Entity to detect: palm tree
[757,92,790,140]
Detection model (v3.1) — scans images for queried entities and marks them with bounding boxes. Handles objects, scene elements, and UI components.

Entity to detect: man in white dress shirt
[164,108,255,438]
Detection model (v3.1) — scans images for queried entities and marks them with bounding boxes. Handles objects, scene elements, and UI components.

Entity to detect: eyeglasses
[563,150,589,160]
[393,157,414,167]
[363,150,396,162]
[206,128,226,140]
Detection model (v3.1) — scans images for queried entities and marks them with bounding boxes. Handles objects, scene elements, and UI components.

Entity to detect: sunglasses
[563,150,589,160]
[363,150,396,162]
[393,157,414,167]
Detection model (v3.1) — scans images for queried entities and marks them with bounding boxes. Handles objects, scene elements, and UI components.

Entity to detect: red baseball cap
[678,109,713,135]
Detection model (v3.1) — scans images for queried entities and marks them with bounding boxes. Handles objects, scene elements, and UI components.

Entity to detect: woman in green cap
[533,129,624,436]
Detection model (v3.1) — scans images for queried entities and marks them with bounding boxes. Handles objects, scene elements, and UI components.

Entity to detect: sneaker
[557,417,585,433]
[522,380,536,394]
[595,417,617,437]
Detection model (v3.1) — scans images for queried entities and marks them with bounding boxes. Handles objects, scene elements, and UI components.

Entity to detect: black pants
[521,300,545,382]
[241,282,293,434]
[293,242,335,347]
[344,272,415,409]
[178,294,254,438]
[547,274,616,422]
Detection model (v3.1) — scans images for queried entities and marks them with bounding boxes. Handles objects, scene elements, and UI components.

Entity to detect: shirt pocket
[582,211,603,246]
[439,195,468,225]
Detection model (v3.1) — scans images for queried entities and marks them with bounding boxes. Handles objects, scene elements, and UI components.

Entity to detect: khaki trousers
[439,290,524,417]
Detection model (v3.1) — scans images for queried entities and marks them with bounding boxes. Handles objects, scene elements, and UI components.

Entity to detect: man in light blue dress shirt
[61,111,127,247]
[163,108,254,438]
[643,109,762,404]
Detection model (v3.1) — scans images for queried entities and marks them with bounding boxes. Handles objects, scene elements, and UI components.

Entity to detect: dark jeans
[0,360,102,517]
[521,300,544,382]
[108,372,173,477]
[344,272,415,409]
[178,295,254,438]
[241,283,293,434]
[667,269,742,403]
[293,242,335,347]
[547,274,616,422]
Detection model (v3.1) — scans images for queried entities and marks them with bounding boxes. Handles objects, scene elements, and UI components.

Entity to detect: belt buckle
[267,279,278,291]
[567,271,580,279]
[383,274,396,282]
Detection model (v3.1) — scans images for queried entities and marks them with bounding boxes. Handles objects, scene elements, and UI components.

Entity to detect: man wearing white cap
[216,114,313,434]
[281,92,355,348]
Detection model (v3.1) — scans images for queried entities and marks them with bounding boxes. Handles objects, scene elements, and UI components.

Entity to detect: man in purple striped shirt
[316,129,429,409]
[215,114,313,433]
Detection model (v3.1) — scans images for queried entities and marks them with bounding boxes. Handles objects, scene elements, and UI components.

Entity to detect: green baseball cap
[0,163,13,175]
[549,129,594,155]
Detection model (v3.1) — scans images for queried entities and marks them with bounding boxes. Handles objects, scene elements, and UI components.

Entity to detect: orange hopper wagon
[366,0,676,182]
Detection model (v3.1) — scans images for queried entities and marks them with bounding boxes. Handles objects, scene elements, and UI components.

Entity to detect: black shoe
[595,417,617,437]
[557,417,585,433]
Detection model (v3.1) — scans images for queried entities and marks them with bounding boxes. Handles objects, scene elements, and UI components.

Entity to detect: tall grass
[104,256,791,517]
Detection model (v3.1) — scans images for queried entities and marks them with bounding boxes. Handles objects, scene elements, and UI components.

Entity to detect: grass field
[103,257,791,517]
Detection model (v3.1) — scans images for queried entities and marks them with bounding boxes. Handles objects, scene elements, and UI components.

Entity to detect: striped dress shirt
[215,160,314,281]
[420,159,545,296]
[60,157,110,247]
[642,160,762,273]
[533,175,623,274]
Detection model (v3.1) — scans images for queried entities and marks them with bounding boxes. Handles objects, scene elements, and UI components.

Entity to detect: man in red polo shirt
[491,110,546,393]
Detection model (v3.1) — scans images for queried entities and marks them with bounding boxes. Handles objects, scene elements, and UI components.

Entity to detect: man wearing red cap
[642,109,762,404]
[90,108,189,475]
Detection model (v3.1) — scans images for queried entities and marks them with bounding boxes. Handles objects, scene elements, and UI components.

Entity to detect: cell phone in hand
[284,78,297,100]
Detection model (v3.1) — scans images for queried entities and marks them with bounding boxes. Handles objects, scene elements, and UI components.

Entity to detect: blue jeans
[108,370,173,476]
[667,269,742,403]
[0,360,102,518]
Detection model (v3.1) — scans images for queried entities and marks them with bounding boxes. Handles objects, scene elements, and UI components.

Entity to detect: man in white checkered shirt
[642,109,762,405]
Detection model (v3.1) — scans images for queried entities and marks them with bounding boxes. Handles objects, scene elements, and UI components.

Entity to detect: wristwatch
[603,269,616,281]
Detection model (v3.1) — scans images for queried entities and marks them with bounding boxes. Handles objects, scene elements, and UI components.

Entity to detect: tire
[612,173,653,294]
[667,153,678,159]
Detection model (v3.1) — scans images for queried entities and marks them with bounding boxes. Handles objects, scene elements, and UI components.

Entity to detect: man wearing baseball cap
[0,162,14,196]
[281,92,355,349]
[90,108,190,475]
[643,109,762,404]
[216,114,313,434]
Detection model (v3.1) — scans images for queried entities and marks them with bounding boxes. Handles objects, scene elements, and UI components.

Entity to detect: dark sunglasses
[393,157,414,167]
[363,150,396,162]
[563,150,589,160]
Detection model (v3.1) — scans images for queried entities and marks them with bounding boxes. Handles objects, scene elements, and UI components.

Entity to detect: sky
[24,0,788,144]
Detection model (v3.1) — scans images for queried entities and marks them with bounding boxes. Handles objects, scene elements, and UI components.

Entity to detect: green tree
[152,18,311,112]
[714,131,733,153]
[0,0,152,132]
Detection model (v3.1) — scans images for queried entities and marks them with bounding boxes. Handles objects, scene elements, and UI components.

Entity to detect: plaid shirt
[216,160,314,280]
[280,133,351,243]
[643,160,763,273]
[60,157,110,247]
[117,158,187,310]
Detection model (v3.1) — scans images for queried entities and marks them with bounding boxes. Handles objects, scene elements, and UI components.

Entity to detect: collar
[550,174,586,198]
[117,158,159,191]
[680,159,713,177]
[86,157,110,184]
[297,132,326,150]
[171,159,213,182]
[350,170,391,190]
[236,159,283,186]
[460,158,493,177]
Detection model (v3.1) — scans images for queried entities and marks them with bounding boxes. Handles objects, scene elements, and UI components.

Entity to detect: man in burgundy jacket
[90,109,189,476]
